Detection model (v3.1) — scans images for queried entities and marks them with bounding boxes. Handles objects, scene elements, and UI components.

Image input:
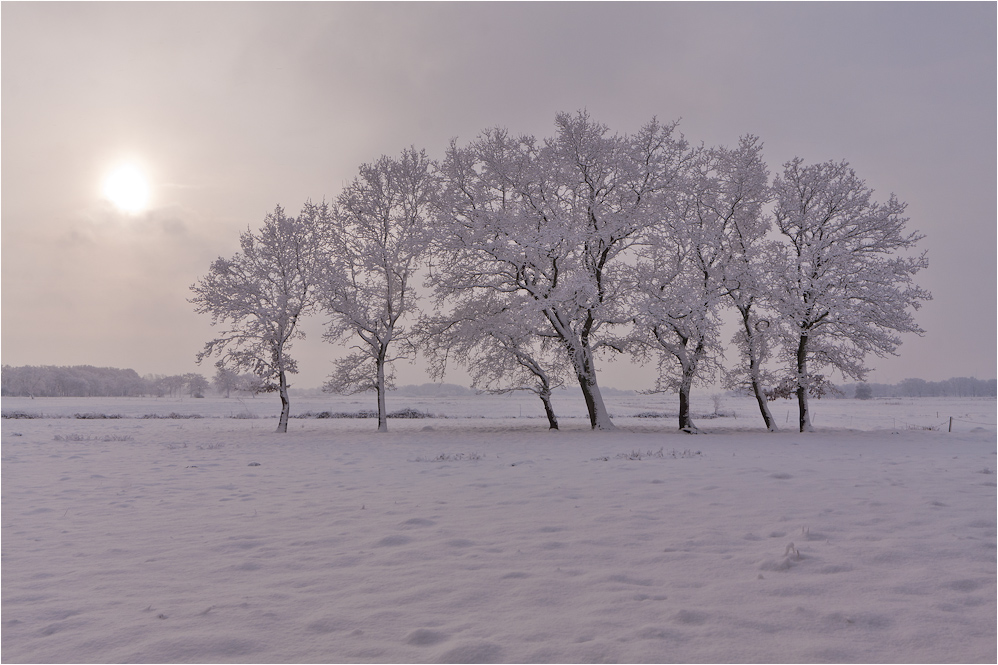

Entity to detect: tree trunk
[750,378,778,432]
[678,373,699,434]
[562,337,615,430]
[376,349,388,433]
[739,308,778,432]
[546,311,615,430]
[796,333,814,432]
[539,388,559,430]
[796,385,812,432]
[276,369,290,433]
[576,370,615,430]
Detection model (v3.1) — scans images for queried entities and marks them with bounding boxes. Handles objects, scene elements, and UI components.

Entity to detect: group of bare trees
[191,112,929,433]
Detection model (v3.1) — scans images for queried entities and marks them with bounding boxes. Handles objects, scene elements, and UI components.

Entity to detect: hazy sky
[2,2,995,390]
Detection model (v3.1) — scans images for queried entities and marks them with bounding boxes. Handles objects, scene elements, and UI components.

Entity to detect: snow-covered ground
[2,396,995,663]
[2,392,995,432]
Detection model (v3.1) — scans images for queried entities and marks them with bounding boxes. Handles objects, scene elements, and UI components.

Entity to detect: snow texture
[2,395,995,663]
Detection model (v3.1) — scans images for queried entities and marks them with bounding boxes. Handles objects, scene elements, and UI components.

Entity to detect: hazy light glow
[102,164,150,213]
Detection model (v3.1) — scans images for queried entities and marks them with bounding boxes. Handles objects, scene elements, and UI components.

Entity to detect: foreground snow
[2,397,995,663]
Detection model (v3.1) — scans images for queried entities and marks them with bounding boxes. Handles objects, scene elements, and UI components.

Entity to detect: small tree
[158,374,186,398]
[898,377,929,397]
[183,373,209,398]
[770,158,930,432]
[854,383,873,400]
[212,364,240,398]
[190,205,322,432]
[318,148,437,432]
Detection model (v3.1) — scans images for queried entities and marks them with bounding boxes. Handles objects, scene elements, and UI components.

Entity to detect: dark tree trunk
[738,309,778,432]
[678,374,699,434]
[751,378,778,432]
[796,333,813,432]
[539,388,559,430]
[376,348,388,433]
[276,369,290,433]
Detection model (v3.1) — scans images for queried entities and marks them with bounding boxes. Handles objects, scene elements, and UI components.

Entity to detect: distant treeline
[842,377,996,399]
[0,365,262,398]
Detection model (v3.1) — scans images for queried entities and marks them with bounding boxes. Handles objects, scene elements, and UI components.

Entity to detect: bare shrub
[1,411,42,419]
[142,413,203,419]
[411,452,483,462]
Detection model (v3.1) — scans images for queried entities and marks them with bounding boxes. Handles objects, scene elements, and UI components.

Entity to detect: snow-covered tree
[631,144,729,433]
[419,292,567,429]
[431,112,688,430]
[769,158,930,432]
[710,136,781,431]
[212,364,240,398]
[318,148,437,432]
[157,374,186,398]
[190,204,322,432]
[183,373,209,398]
[722,245,782,431]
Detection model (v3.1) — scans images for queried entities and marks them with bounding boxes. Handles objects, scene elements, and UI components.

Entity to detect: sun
[102,163,150,214]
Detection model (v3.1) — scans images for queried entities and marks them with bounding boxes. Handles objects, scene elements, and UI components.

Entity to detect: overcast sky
[2,2,995,391]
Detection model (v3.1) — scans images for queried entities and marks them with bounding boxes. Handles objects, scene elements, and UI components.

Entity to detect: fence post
[948,416,953,433]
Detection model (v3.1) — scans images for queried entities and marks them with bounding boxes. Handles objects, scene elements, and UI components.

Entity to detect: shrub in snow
[388,408,432,419]
[141,413,203,419]
[411,452,484,462]
[1,411,42,419]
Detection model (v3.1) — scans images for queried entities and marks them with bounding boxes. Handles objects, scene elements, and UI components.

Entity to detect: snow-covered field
[2,395,995,663]
[2,391,995,432]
